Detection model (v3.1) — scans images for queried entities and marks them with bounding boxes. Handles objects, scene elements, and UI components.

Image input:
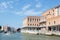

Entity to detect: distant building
[0,26,2,30]
[3,25,11,32]
[0,26,4,31]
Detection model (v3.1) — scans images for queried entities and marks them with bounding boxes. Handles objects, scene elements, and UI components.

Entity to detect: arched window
[49,22,50,25]
[54,21,56,24]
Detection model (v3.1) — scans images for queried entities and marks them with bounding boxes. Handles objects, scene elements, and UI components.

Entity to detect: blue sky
[0,0,60,28]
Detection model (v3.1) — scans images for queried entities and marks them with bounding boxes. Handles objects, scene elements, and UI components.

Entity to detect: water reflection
[22,33,60,40]
[0,33,60,40]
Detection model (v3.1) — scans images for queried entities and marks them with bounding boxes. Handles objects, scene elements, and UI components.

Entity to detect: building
[21,5,60,35]
[21,16,41,34]
[46,5,60,32]
[3,25,11,32]
[39,16,46,33]
[21,16,47,34]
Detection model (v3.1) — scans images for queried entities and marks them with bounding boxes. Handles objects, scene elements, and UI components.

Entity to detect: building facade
[3,25,11,32]
[46,5,60,32]
[41,5,60,32]
[21,16,46,34]
[21,16,41,34]
[21,5,60,34]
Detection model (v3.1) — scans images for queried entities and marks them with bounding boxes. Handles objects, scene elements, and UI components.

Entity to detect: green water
[0,33,60,40]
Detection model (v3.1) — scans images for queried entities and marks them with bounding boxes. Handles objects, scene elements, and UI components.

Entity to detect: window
[45,23,46,25]
[30,24,32,26]
[33,28,35,30]
[37,24,38,26]
[45,17,46,19]
[28,18,29,21]
[28,24,29,26]
[48,27,51,31]
[37,19,38,22]
[30,18,31,22]
[33,24,34,26]
[49,22,50,25]
[33,19,34,21]
[53,13,54,15]
[53,27,56,31]
[38,28,41,30]
[37,28,38,30]
[35,24,36,26]
[54,21,56,24]
[35,19,36,21]
[53,10,54,12]
[49,12,50,14]
[39,19,40,21]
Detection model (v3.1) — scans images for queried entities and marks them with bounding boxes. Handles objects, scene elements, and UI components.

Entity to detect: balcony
[40,16,46,23]
[39,23,46,27]
[40,19,46,23]
[39,25,46,28]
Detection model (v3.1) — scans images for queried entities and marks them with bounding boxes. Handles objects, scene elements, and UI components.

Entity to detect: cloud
[0,1,13,9]
[35,2,41,8]
[15,9,44,16]
[7,1,13,4]
[24,9,47,16]
[15,11,23,15]
[22,4,31,11]
[23,9,41,16]
[0,2,8,9]
[15,2,45,16]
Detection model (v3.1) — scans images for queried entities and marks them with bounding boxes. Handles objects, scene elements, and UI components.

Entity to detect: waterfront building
[21,11,46,34]
[21,16,41,34]
[42,5,60,31]
[45,5,60,32]
[21,5,60,35]
[3,25,11,32]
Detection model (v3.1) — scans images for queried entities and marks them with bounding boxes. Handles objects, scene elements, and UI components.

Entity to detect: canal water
[0,33,60,40]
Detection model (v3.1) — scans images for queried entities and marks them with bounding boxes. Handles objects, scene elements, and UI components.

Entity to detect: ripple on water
[0,33,60,40]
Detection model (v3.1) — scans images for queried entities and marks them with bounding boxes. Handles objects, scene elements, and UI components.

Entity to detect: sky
[0,0,60,28]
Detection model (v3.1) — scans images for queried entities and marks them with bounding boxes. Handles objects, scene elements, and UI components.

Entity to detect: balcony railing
[40,19,46,23]
[39,25,46,27]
